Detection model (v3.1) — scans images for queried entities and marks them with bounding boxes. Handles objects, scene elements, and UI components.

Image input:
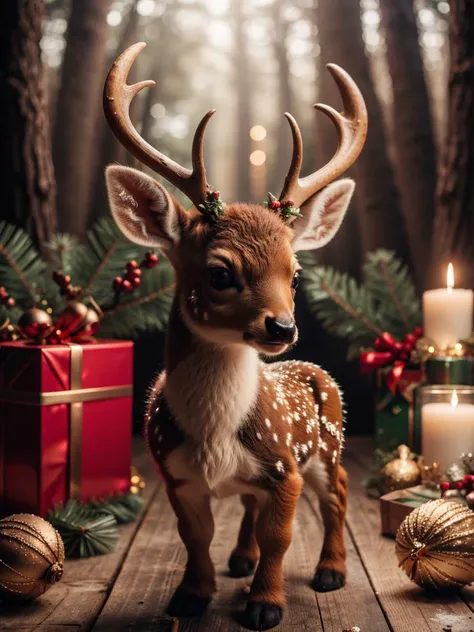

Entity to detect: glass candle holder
[420,385,474,472]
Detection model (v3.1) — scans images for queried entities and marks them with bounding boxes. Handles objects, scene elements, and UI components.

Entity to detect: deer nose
[265,316,296,343]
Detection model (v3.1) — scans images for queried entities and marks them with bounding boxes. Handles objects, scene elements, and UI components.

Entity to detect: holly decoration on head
[264,193,302,221]
[198,190,225,222]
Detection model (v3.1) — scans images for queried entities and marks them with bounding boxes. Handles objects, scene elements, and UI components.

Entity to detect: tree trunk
[431,0,474,290]
[0,0,56,249]
[52,0,112,238]
[380,0,437,292]
[316,0,410,265]
[233,1,252,203]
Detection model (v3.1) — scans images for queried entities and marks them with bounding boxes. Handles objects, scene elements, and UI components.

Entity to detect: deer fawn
[104,42,367,631]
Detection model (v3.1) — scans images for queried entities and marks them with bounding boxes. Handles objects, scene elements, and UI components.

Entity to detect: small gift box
[380,485,440,537]
[0,339,133,516]
[374,367,422,452]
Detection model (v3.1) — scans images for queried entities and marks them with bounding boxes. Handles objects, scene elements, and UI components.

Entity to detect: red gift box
[0,339,133,516]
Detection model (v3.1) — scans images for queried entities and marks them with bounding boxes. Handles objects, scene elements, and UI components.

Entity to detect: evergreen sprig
[48,501,119,558]
[301,249,421,359]
[363,250,421,338]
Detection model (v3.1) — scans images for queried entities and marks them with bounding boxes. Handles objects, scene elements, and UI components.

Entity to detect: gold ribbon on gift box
[0,343,132,501]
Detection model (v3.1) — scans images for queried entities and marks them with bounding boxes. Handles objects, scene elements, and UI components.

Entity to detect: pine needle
[48,501,119,558]
[92,493,144,525]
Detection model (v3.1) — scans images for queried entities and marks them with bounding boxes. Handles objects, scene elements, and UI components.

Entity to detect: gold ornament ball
[396,499,474,590]
[379,444,421,494]
[0,514,65,601]
[17,308,52,338]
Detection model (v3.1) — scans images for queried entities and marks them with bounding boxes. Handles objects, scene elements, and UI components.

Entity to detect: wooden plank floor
[1,437,474,632]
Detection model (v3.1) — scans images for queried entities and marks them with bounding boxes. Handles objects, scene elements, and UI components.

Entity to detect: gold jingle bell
[379,444,420,494]
[17,308,53,338]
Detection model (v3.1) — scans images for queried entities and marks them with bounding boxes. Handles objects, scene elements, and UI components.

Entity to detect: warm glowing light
[250,125,267,141]
[137,0,155,17]
[428,345,435,354]
[447,263,454,291]
[451,390,459,408]
[107,10,122,26]
[250,150,266,166]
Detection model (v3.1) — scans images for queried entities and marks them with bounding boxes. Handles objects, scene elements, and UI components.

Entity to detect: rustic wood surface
[1,436,473,632]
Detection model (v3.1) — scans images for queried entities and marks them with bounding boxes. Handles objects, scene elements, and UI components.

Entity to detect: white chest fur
[164,343,261,487]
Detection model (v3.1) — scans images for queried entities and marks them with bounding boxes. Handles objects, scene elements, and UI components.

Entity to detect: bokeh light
[250,150,266,166]
[250,125,267,141]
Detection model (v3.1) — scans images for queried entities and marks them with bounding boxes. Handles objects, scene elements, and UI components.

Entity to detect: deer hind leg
[166,484,216,618]
[229,494,260,577]
[304,460,347,592]
[242,473,303,631]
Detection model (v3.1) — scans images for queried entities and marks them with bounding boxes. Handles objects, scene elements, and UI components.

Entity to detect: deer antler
[104,42,215,211]
[279,64,368,220]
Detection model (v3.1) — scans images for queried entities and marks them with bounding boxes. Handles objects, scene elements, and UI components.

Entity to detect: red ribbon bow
[360,328,423,393]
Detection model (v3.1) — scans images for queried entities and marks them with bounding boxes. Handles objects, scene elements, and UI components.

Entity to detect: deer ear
[105,165,187,252]
[291,179,355,253]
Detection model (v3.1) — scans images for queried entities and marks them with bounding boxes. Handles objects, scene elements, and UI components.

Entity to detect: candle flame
[451,389,459,408]
[447,262,454,291]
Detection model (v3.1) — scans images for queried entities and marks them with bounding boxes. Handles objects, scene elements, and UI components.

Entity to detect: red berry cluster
[112,252,159,297]
[268,199,294,210]
[0,287,16,308]
[52,271,81,300]
[441,474,474,495]
[212,191,220,200]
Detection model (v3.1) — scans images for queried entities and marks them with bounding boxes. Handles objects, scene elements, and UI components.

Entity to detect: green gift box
[374,368,422,452]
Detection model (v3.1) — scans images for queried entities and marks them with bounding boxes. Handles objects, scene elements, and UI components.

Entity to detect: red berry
[126,260,138,271]
[0,287,8,300]
[270,200,281,209]
[59,274,71,288]
[113,276,123,292]
[6,297,15,308]
[145,253,159,268]
[456,480,465,490]
[122,279,133,292]
[132,277,141,288]
[440,482,450,494]
[464,474,474,488]
[212,191,220,199]
[414,326,423,338]
[287,200,294,206]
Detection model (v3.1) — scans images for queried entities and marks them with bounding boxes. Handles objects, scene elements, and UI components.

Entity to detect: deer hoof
[311,568,345,592]
[242,602,282,630]
[166,588,211,618]
[228,553,257,577]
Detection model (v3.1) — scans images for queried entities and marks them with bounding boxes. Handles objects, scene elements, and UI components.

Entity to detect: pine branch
[83,239,120,294]
[376,257,410,331]
[320,279,383,337]
[102,282,175,317]
[0,245,34,297]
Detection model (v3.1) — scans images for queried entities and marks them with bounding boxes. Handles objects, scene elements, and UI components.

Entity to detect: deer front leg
[312,464,348,592]
[243,473,303,631]
[229,494,260,577]
[166,484,216,618]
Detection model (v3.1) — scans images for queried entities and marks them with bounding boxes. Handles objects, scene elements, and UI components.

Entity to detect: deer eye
[209,267,234,291]
[291,272,299,290]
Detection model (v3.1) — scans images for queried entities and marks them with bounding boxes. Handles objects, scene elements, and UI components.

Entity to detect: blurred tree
[52,0,112,238]
[91,0,140,222]
[269,0,293,194]
[232,0,252,202]
[315,0,410,265]
[380,0,437,292]
[432,0,474,289]
[0,0,56,250]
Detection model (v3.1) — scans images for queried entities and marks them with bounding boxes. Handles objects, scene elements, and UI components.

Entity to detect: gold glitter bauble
[396,499,474,590]
[0,514,65,601]
[379,445,421,494]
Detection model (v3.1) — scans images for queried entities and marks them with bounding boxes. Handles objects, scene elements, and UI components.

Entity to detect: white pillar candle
[423,263,473,350]
[422,391,474,471]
